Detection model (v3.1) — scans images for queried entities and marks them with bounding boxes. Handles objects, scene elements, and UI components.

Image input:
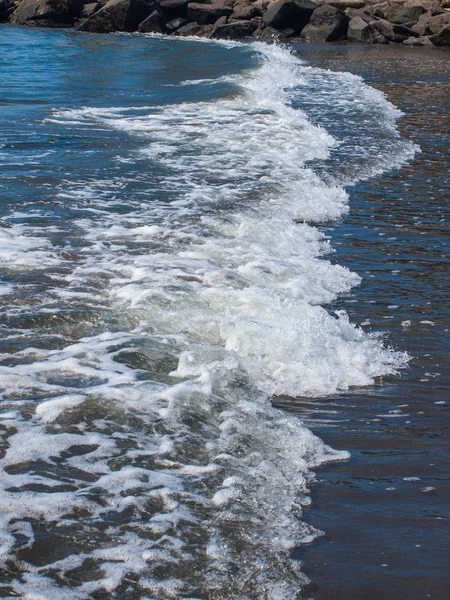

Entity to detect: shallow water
[281,43,450,600]
[0,26,445,599]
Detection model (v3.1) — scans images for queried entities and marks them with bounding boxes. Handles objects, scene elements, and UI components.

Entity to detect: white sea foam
[0,39,414,598]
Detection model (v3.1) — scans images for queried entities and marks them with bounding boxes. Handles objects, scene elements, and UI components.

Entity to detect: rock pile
[3,0,450,45]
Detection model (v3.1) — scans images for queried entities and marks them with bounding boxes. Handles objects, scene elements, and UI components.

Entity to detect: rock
[402,32,434,42]
[252,23,283,39]
[322,0,365,8]
[411,10,432,34]
[165,14,186,28]
[172,19,214,33]
[187,1,232,24]
[262,0,316,33]
[428,10,450,32]
[346,7,374,23]
[159,0,189,19]
[441,0,450,8]
[254,0,268,12]
[366,1,390,19]
[0,0,17,21]
[78,0,157,31]
[82,2,99,16]
[383,2,428,24]
[371,16,420,40]
[301,5,349,41]
[9,0,82,25]
[429,23,450,43]
[211,18,255,35]
[347,15,389,41]
[213,13,226,23]
[407,0,443,15]
[138,6,164,29]
[231,0,261,19]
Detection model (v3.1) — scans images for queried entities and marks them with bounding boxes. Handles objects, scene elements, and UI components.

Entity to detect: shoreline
[2,0,450,47]
[276,43,450,600]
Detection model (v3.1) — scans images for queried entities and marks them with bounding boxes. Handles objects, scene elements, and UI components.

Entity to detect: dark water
[0,25,448,599]
[281,44,450,600]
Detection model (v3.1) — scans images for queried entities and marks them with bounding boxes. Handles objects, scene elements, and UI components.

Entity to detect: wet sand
[276,44,450,600]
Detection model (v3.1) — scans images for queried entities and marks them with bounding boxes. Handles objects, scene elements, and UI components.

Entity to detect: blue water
[0,25,446,600]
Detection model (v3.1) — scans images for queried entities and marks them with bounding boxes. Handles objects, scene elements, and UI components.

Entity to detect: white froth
[0,38,415,599]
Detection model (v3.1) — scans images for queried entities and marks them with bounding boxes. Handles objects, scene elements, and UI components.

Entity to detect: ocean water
[0,27,428,599]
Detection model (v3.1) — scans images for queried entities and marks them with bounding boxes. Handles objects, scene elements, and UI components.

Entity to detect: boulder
[0,0,17,21]
[231,0,261,19]
[429,23,450,43]
[78,0,157,31]
[347,15,389,41]
[159,0,189,19]
[407,0,443,14]
[366,1,391,19]
[187,1,232,24]
[322,0,365,8]
[428,11,450,32]
[138,5,164,28]
[411,10,432,34]
[9,0,83,25]
[211,18,255,35]
[371,16,420,40]
[172,19,214,33]
[346,7,374,22]
[165,14,186,28]
[262,0,316,33]
[252,23,283,39]
[301,5,349,41]
[402,33,434,42]
[383,2,428,24]
[82,2,99,16]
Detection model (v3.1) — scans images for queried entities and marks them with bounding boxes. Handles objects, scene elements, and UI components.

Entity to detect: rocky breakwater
[2,0,450,45]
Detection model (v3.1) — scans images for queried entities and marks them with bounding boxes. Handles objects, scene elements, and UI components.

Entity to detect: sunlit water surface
[0,26,447,599]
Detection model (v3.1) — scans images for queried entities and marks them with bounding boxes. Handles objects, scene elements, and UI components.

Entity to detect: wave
[0,39,414,598]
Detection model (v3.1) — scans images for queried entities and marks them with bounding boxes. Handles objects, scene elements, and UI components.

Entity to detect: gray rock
[321,0,365,8]
[187,1,232,24]
[402,33,434,43]
[346,8,374,23]
[159,0,189,19]
[302,5,349,41]
[429,24,450,44]
[366,1,390,19]
[10,0,83,25]
[407,0,443,15]
[211,18,255,36]
[262,0,316,33]
[231,0,261,20]
[0,0,17,21]
[138,6,164,30]
[213,13,227,23]
[77,0,157,31]
[82,2,100,16]
[165,14,186,28]
[383,2,427,25]
[371,17,420,41]
[172,19,214,33]
[252,23,283,40]
[411,10,432,35]
[347,15,388,42]
[428,11,450,33]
